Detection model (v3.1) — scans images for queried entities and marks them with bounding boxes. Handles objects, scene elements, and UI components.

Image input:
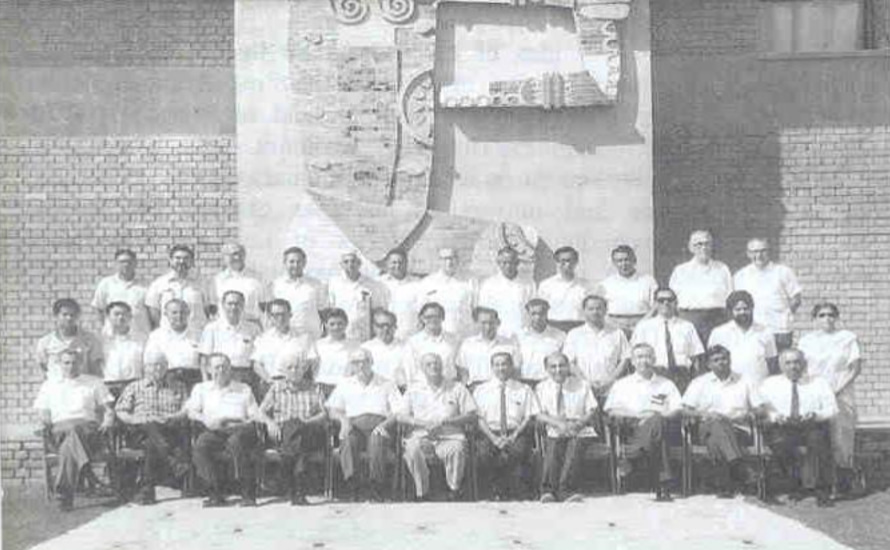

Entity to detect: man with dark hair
[143,299,202,389]
[101,301,144,397]
[380,249,420,341]
[517,298,566,383]
[199,290,262,394]
[315,307,360,390]
[145,244,209,332]
[597,245,658,338]
[361,308,408,386]
[537,246,591,332]
[252,298,318,387]
[36,298,104,380]
[269,246,328,339]
[92,248,151,339]
[478,247,535,338]
[405,302,461,386]
[456,307,520,387]
[328,251,390,342]
[683,345,756,497]
[563,295,630,400]
[473,351,540,500]
[709,290,778,386]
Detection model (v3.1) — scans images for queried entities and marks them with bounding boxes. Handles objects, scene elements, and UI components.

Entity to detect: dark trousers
[128,420,190,487]
[49,420,104,499]
[541,436,588,498]
[278,419,326,494]
[679,308,726,348]
[339,414,391,485]
[192,423,259,498]
[765,421,832,492]
[477,430,533,498]
[623,416,673,483]
[699,418,747,488]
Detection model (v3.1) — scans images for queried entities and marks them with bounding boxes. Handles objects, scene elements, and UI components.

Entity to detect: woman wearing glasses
[797,302,863,497]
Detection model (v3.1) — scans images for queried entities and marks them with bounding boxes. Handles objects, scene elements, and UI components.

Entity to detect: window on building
[759,0,875,53]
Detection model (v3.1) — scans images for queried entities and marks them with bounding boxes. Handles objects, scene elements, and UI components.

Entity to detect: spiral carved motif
[330,0,370,25]
[378,0,416,24]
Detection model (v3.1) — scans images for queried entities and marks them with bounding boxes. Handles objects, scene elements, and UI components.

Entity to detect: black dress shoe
[202,496,228,508]
[239,496,257,507]
[655,487,673,502]
[290,494,309,506]
[816,493,834,508]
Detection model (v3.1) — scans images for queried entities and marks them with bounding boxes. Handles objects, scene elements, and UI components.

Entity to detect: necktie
[499,383,508,433]
[664,319,677,371]
[790,381,801,420]
[557,383,565,417]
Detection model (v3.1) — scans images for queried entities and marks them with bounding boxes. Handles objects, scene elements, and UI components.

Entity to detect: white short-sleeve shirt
[199,318,262,368]
[669,259,733,310]
[212,268,266,322]
[752,375,837,421]
[315,336,361,386]
[478,273,536,338]
[417,272,478,338]
[473,378,540,432]
[325,375,402,418]
[145,271,209,332]
[251,329,318,379]
[91,274,151,339]
[708,322,778,386]
[604,373,682,417]
[361,338,409,386]
[517,326,566,381]
[536,376,598,437]
[597,272,658,317]
[537,275,592,322]
[144,326,201,370]
[631,316,704,369]
[269,275,328,339]
[328,274,390,342]
[797,329,861,393]
[563,324,630,386]
[33,375,113,424]
[380,274,421,340]
[186,380,259,424]
[404,330,460,385]
[456,334,520,384]
[102,332,144,382]
[733,262,802,334]
[682,372,752,420]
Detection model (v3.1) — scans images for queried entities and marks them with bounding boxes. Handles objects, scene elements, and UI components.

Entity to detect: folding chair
[609,415,684,496]
[40,424,119,502]
[329,420,404,501]
[256,421,334,500]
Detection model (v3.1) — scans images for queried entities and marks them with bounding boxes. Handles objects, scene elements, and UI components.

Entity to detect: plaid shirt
[260,380,325,423]
[115,377,188,423]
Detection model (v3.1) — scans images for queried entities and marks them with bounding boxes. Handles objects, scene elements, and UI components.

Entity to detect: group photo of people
[34,229,863,513]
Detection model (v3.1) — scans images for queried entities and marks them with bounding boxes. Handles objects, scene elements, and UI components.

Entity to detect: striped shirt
[260,380,325,423]
[115,378,188,423]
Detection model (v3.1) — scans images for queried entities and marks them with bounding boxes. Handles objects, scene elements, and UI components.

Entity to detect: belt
[608,313,645,318]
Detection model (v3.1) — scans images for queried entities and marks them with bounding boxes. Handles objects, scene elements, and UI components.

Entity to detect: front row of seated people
[34,341,838,510]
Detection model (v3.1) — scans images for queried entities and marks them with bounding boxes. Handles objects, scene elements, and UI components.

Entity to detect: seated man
[754,348,838,506]
[32,349,115,511]
[682,345,756,497]
[536,352,598,503]
[186,353,262,507]
[260,353,328,505]
[326,349,402,501]
[604,343,682,502]
[115,353,190,505]
[473,351,540,500]
[398,353,478,501]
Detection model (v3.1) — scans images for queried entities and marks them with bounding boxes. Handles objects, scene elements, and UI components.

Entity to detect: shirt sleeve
[325,386,345,412]
[144,279,161,310]
[91,279,107,310]
[681,377,703,409]
[459,385,478,414]
[115,383,136,414]
[525,387,541,417]
[783,265,802,298]
[763,331,778,360]
[259,384,276,415]
[665,381,683,414]
[185,385,203,415]
[686,323,705,356]
[198,326,214,356]
[34,336,49,368]
[583,384,599,413]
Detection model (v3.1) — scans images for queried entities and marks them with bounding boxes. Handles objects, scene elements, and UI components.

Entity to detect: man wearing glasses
[361,309,409,387]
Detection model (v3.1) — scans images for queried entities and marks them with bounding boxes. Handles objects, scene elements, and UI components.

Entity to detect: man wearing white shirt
[418,248,478,337]
[605,343,682,502]
[398,353,478,501]
[517,299,565,383]
[478,247,536,338]
[361,309,408,386]
[598,245,658,338]
[36,298,104,381]
[754,349,837,506]
[669,230,732,345]
[733,239,802,351]
[199,290,262,396]
[473,352,540,500]
[631,288,704,392]
[145,244,209,332]
[251,298,318,386]
[269,246,328,339]
[537,246,590,332]
[683,345,756,497]
[404,302,460,386]
[456,307,520,386]
[328,251,389,342]
[708,291,778,386]
[315,308,361,390]
[187,353,262,507]
[563,295,630,399]
[91,248,151,340]
[326,349,402,501]
[380,249,420,340]
[143,299,202,388]
[536,352,598,503]
[101,302,145,397]
[210,243,266,326]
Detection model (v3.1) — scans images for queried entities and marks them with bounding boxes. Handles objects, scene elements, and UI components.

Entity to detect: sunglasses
[656,297,676,303]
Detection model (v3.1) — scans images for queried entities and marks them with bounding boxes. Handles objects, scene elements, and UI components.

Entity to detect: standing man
[210,243,266,327]
[754,349,838,506]
[187,353,262,507]
[361,309,408,386]
[145,244,209,332]
[473,352,540,500]
[33,349,115,511]
[91,248,151,340]
[399,353,478,501]
[563,295,630,400]
[315,308,360,390]
[517,299,566,384]
[404,302,461,386]
[36,298,104,381]
[328,251,389,342]
[733,239,802,351]
[456,307,520,387]
[115,354,190,505]
[251,298,318,387]
[199,290,261,392]
[682,345,756,497]
[631,288,704,393]
[597,245,658,338]
[101,302,145,397]
[604,343,682,502]
[269,246,328,339]
[536,352,598,503]
[143,299,202,389]
[669,230,733,345]
[418,248,478,338]
[709,290,778,387]
[478,247,536,338]
[537,246,591,332]
[326,349,402,501]
[380,249,420,340]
